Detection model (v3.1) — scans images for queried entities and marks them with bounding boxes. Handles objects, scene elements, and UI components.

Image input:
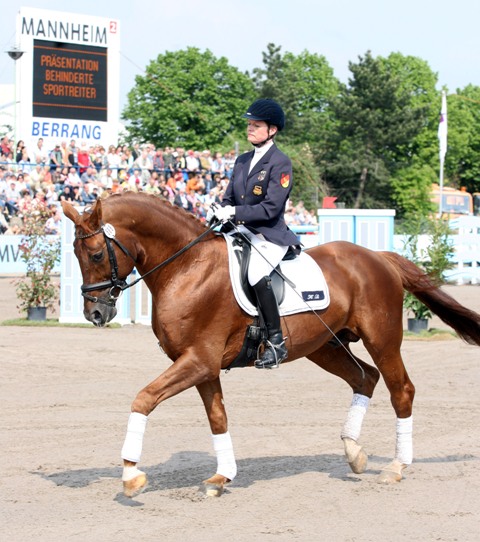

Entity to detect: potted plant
[400,215,453,333]
[15,207,61,320]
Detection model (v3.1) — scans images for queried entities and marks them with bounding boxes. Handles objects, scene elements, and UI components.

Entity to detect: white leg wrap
[212,431,237,481]
[395,416,413,465]
[341,393,370,441]
[122,465,145,482]
[121,412,148,463]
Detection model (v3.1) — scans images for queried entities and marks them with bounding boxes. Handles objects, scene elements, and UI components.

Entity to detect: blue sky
[1,0,479,111]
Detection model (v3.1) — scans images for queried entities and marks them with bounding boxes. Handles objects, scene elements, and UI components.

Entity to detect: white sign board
[15,7,120,151]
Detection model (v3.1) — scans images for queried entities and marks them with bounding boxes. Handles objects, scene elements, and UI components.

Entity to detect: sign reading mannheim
[15,7,120,149]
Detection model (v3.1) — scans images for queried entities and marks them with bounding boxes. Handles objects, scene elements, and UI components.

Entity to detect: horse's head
[62,198,137,326]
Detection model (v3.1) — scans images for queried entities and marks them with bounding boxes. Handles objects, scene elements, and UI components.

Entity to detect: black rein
[76,220,220,307]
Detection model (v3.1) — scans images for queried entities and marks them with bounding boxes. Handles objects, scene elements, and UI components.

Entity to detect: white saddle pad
[223,233,330,317]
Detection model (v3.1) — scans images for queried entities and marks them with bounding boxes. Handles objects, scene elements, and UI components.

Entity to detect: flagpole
[438,91,447,217]
[439,156,444,216]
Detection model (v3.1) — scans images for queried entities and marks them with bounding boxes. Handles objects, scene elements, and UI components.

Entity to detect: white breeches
[232,226,288,286]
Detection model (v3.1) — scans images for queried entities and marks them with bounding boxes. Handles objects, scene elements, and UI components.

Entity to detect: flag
[438,91,447,162]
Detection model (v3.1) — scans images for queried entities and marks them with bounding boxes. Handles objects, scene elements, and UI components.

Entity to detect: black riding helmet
[242,99,285,131]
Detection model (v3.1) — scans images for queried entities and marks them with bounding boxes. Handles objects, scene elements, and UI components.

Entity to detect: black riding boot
[253,276,288,369]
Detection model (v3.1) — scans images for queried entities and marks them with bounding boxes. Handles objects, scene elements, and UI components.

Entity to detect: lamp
[5,47,25,147]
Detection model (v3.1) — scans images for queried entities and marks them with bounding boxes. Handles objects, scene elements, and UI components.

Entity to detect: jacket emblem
[253,185,263,196]
[257,170,266,181]
[280,173,290,188]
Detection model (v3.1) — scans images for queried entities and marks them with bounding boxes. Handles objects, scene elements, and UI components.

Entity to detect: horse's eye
[91,251,104,263]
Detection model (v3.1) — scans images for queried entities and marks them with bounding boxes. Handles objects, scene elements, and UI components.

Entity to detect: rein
[76,220,220,306]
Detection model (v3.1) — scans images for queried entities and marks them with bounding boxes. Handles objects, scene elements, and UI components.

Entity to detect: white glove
[214,205,235,223]
[206,205,216,223]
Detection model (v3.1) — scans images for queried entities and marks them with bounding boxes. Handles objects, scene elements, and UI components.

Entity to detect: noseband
[76,223,136,307]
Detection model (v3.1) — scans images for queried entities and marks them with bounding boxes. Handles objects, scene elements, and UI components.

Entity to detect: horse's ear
[61,200,81,225]
[86,199,103,231]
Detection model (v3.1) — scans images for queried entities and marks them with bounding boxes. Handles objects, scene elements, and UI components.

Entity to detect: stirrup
[254,338,287,370]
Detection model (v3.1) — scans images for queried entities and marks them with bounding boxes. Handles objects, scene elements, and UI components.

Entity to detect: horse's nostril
[92,310,104,326]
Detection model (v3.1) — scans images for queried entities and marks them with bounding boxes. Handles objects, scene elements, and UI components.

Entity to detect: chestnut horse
[62,193,480,498]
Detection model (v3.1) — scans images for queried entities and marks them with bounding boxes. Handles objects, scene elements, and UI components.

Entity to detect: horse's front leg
[120,352,219,498]
[196,378,237,497]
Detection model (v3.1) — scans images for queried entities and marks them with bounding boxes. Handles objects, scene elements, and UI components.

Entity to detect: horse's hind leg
[307,338,380,475]
[362,335,415,484]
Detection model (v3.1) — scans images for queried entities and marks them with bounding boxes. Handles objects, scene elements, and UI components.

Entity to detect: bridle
[76,223,137,306]
[76,220,220,307]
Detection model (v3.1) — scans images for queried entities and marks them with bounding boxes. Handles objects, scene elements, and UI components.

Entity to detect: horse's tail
[381,251,480,346]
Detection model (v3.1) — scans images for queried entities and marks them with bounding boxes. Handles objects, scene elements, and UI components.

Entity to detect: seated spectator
[0,210,8,233]
[1,214,23,235]
[15,140,26,163]
[15,173,28,194]
[66,167,82,187]
[145,176,160,196]
[29,161,43,188]
[45,184,59,206]
[72,185,85,205]
[49,144,63,172]
[107,145,122,179]
[174,187,192,212]
[129,168,143,190]
[81,184,98,204]
[17,191,33,217]
[59,185,75,203]
[17,149,33,174]
[185,150,200,173]
[199,149,212,172]
[133,147,153,183]
[80,166,98,186]
[1,135,12,157]
[186,172,205,194]
[173,169,186,191]
[152,148,165,173]
[202,189,220,208]
[77,142,92,175]
[4,178,21,216]
[211,152,225,176]
[98,168,114,190]
[45,209,62,235]
[32,191,48,212]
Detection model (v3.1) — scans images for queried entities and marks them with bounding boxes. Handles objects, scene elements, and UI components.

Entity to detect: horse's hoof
[349,447,368,474]
[201,474,229,497]
[123,472,148,498]
[343,437,368,474]
[377,460,405,484]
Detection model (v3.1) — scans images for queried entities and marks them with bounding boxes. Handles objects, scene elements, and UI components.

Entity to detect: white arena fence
[1,212,479,325]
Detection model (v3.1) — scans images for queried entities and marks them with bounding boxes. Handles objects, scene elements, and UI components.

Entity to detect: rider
[208,98,299,369]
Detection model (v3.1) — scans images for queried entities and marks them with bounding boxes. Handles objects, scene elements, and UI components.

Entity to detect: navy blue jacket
[221,144,299,247]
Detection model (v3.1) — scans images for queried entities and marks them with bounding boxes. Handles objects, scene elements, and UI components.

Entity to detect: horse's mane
[101,191,208,235]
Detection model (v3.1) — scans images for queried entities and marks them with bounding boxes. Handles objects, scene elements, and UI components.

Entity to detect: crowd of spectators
[0,135,317,235]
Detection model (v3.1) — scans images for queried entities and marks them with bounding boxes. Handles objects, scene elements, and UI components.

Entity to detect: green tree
[253,43,339,147]
[252,43,338,207]
[322,51,429,211]
[443,86,480,193]
[380,53,439,166]
[122,47,255,149]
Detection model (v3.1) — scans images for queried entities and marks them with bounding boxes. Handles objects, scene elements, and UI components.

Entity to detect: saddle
[231,233,297,306]
[222,232,329,370]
